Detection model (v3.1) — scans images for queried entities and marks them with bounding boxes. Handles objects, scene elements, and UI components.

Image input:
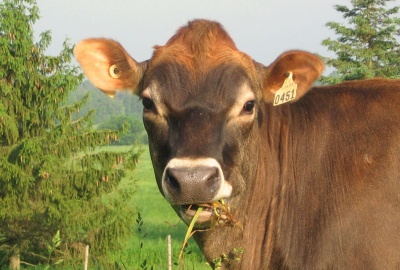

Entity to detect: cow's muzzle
[162,158,232,224]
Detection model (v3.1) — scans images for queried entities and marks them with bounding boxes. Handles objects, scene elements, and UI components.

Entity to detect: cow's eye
[243,100,255,113]
[142,97,154,111]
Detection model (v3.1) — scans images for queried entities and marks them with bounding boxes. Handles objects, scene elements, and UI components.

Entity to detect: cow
[74,19,400,269]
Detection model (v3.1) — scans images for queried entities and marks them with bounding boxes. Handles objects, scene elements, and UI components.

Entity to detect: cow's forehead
[143,62,254,116]
[149,43,256,78]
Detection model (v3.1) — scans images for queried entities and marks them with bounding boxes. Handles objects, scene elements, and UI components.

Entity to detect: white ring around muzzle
[161,157,232,204]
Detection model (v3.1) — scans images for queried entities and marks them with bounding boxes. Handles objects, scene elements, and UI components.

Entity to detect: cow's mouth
[179,201,235,229]
[181,204,214,226]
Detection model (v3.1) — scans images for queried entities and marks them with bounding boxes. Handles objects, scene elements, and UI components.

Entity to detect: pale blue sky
[35,0,349,70]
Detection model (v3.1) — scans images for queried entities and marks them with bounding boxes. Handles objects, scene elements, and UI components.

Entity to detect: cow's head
[74,19,323,228]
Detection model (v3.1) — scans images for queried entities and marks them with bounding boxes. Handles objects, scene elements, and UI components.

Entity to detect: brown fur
[194,78,400,269]
[149,20,257,81]
[74,20,400,269]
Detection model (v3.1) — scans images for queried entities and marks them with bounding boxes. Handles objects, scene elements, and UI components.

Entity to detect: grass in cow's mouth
[179,206,204,260]
[206,200,241,228]
[178,200,241,261]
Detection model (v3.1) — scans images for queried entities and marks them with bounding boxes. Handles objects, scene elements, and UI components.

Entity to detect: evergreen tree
[68,80,143,125]
[0,0,140,269]
[321,0,400,84]
[69,81,126,124]
[98,115,148,145]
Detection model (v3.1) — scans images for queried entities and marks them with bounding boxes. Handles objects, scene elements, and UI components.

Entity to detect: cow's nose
[164,166,221,205]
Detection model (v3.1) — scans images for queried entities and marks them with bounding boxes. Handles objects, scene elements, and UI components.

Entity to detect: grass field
[116,146,211,270]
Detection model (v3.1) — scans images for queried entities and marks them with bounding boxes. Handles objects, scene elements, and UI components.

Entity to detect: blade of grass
[179,206,203,260]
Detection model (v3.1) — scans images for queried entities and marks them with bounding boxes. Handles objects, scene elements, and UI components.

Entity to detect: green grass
[117,146,211,270]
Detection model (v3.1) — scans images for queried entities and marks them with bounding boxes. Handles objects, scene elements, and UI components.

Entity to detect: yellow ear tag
[273,72,297,106]
[109,64,121,79]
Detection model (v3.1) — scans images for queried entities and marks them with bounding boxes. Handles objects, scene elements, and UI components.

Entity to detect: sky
[34,0,350,72]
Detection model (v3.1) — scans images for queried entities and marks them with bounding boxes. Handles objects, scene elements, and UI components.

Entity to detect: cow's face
[140,60,261,225]
[74,19,324,228]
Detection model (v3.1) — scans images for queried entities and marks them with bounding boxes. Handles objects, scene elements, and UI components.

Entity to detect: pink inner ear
[74,39,114,91]
[262,51,324,103]
[74,38,142,94]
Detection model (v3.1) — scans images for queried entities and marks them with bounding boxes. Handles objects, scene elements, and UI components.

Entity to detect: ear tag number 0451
[273,72,297,106]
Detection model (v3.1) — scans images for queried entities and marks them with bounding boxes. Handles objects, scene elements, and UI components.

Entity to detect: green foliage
[97,115,148,145]
[135,212,154,270]
[321,0,400,84]
[43,230,63,270]
[209,247,244,270]
[0,0,140,268]
[68,80,143,125]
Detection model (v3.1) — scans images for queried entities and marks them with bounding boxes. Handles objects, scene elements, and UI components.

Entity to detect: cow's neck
[239,104,294,268]
[194,104,295,269]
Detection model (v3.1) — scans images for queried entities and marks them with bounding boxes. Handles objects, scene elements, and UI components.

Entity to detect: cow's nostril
[164,165,222,204]
[203,168,219,192]
[166,169,180,192]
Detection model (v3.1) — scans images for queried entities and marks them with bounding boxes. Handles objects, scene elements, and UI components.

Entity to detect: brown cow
[74,19,400,269]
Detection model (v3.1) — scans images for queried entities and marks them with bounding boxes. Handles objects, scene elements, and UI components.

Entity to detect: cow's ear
[262,51,324,104]
[74,38,147,97]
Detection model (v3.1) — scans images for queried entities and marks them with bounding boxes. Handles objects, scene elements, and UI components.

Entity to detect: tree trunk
[9,251,20,270]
